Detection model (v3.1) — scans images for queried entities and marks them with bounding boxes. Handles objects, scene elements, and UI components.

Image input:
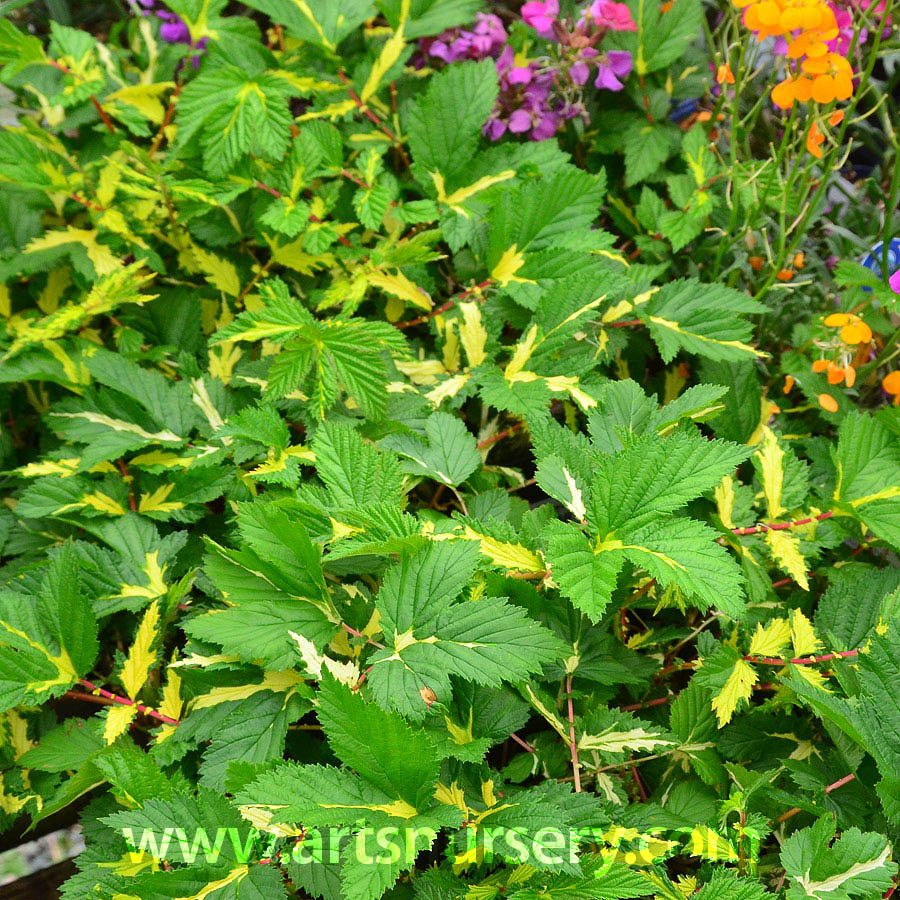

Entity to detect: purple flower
[521,0,559,37]
[508,109,533,132]
[467,13,507,55]
[420,12,506,63]
[891,268,900,295]
[594,50,633,90]
[570,60,590,84]
[483,117,508,139]
[508,65,533,84]
[530,111,558,140]
[160,18,191,43]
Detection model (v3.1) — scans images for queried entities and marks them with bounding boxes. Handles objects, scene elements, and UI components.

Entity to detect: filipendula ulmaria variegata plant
[0,3,899,900]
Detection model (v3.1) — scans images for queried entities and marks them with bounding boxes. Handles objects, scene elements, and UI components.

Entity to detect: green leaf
[368,544,565,718]
[544,520,623,622]
[382,411,480,487]
[313,421,404,506]
[317,676,441,808]
[240,0,374,50]
[622,119,681,186]
[832,411,900,549]
[406,60,498,185]
[0,546,97,711]
[781,818,896,900]
[175,65,293,176]
[641,279,767,363]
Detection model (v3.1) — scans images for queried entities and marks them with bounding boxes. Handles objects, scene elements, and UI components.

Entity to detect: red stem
[77,679,178,725]
[336,70,401,143]
[395,279,494,329]
[477,423,523,450]
[510,732,536,754]
[565,674,582,792]
[90,96,116,133]
[744,649,859,666]
[731,510,834,536]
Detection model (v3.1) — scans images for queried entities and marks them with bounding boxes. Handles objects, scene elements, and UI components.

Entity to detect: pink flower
[587,0,637,31]
[890,268,900,295]
[594,49,633,90]
[521,0,559,37]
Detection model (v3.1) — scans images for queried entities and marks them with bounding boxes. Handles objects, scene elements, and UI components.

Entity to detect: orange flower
[783,375,795,394]
[844,364,856,388]
[794,252,805,269]
[818,393,839,412]
[777,268,795,281]
[829,109,844,126]
[801,53,853,103]
[717,64,736,84]
[807,121,824,158]
[749,256,764,271]
[883,371,900,403]
[826,364,845,384]
[812,358,830,372]
[824,312,872,344]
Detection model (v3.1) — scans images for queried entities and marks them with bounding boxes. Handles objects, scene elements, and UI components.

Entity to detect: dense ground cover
[0,0,899,898]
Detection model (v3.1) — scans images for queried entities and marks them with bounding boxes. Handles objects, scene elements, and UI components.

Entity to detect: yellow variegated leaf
[367,269,431,311]
[747,617,791,658]
[297,99,358,122]
[435,780,468,811]
[520,683,569,740]
[25,227,121,276]
[688,826,738,861]
[505,324,539,379]
[458,302,487,367]
[766,530,809,591]
[578,727,673,754]
[15,458,81,478]
[190,671,303,710]
[6,265,155,357]
[431,170,516,216]
[187,244,240,297]
[360,0,408,103]
[791,664,831,691]
[715,476,735,529]
[425,373,470,406]
[118,551,169,602]
[461,525,544,573]
[790,609,821,656]
[492,244,535,287]
[50,410,181,443]
[647,315,766,359]
[104,704,138,745]
[137,483,184,514]
[175,866,249,900]
[158,667,183,723]
[97,850,159,877]
[79,491,127,516]
[289,631,359,685]
[544,375,597,410]
[561,467,586,521]
[37,266,70,314]
[395,359,445,384]
[121,601,160,700]
[711,659,757,727]
[756,426,785,519]
[105,82,174,123]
